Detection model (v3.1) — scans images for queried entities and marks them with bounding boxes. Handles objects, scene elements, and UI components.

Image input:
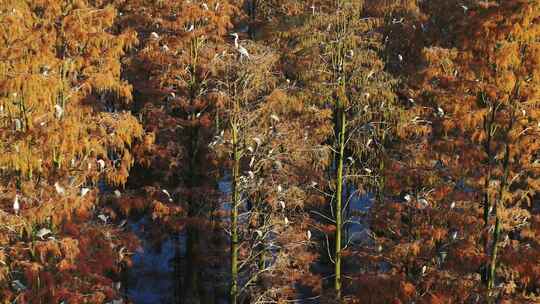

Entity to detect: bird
[150,32,160,40]
[36,228,52,240]
[460,5,468,12]
[54,182,65,195]
[98,214,109,223]
[230,33,250,59]
[450,202,456,209]
[54,104,63,119]
[404,194,412,202]
[97,159,106,171]
[114,190,121,198]
[278,200,285,209]
[13,194,20,215]
[277,185,283,193]
[186,24,194,32]
[162,189,173,202]
[80,187,90,197]
[398,54,403,62]
[451,231,458,240]
[307,230,312,240]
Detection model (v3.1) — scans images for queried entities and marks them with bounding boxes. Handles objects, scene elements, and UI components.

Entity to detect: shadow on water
[124,178,231,304]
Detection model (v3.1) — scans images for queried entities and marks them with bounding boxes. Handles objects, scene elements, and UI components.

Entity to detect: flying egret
[162,189,173,202]
[230,33,250,59]
[13,194,20,215]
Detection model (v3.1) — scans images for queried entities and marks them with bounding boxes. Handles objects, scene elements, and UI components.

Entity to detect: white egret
[307,230,312,240]
[54,182,65,195]
[150,32,160,40]
[230,33,250,59]
[98,214,109,223]
[54,105,64,119]
[162,189,173,202]
[277,185,283,193]
[114,190,121,198]
[80,187,90,197]
[404,194,412,202]
[450,202,456,209]
[398,54,403,62]
[36,228,52,240]
[13,194,20,215]
[451,231,458,240]
[97,159,106,171]
[278,200,285,209]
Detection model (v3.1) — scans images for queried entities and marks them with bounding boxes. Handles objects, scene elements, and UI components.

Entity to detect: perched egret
[284,217,289,225]
[451,231,458,240]
[437,107,445,117]
[150,32,160,40]
[230,33,250,59]
[13,194,20,215]
[80,187,90,197]
[450,202,456,209]
[278,200,285,209]
[404,194,412,202]
[398,54,403,62]
[98,214,109,223]
[307,230,312,240]
[54,104,63,119]
[36,228,52,240]
[114,190,121,198]
[277,185,283,193]
[421,265,427,276]
[54,182,65,195]
[97,159,106,171]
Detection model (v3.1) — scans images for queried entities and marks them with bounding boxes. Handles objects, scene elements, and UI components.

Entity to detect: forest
[0,0,539,303]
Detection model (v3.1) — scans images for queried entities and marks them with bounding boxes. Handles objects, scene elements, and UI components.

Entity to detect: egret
[202,3,209,10]
[460,5,468,12]
[450,202,456,209]
[404,194,412,202]
[451,231,458,240]
[114,190,121,198]
[310,4,315,15]
[150,32,160,40]
[80,187,90,197]
[54,182,65,195]
[270,114,279,122]
[307,230,312,240]
[277,185,283,193]
[437,107,445,117]
[97,159,106,171]
[54,105,64,119]
[162,189,173,202]
[398,54,403,62]
[98,214,109,223]
[36,228,52,240]
[230,33,250,59]
[284,217,289,225]
[13,194,20,215]
[421,265,427,276]
[278,200,285,209]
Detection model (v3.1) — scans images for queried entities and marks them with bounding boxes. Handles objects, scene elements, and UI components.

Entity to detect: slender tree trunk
[488,144,510,292]
[334,104,346,300]
[230,123,240,304]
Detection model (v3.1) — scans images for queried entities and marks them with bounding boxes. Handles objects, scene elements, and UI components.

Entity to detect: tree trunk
[230,123,240,304]
[334,104,346,299]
